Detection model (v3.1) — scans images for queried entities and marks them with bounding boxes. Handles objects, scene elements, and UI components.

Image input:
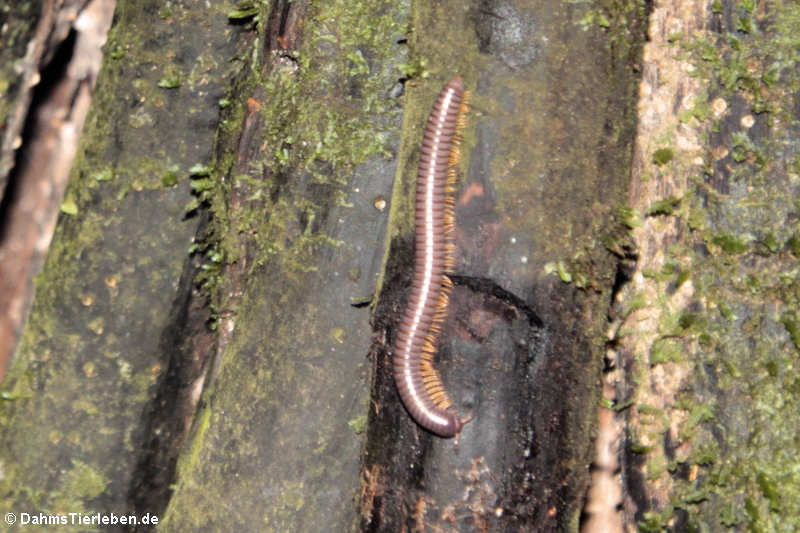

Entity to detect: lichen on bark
[614,1,800,530]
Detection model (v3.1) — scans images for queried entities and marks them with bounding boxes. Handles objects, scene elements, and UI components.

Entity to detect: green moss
[623,111,800,523]
[545,260,572,283]
[779,312,800,352]
[157,71,182,89]
[60,197,79,216]
[93,168,114,182]
[227,1,261,21]
[1,1,250,526]
[194,0,407,315]
[347,414,367,435]
[718,302,734,321]
[730,131,766,168]
[711,233,749,254]
[398,56,429,79]
[160,2,407,529]
[786,234,800,257]
[55,460,109,507]
[162,165,180,187]
[639,507,674,531]
[612,397,635,412]
[745,497,761,525]
[636,403,663,416]
[690,442,719,466]
[646,453,668,480]
[761,232,780,253]
[652,147,674,166]
[677,311,706,332]
[677,484,709,506]
[667,32,683,45]
[625,291,649,314]
[575,0,650,56]
[756,472,781,512]
[182,405,212,476]
[617,205,643,228]
[643,260,680,282]
[630,441,654,454]
[687,205,706,232]
[647,195,681,216]
[649,338,684,365]
[684,1,800,120]
[676,399,714,439]
[679,94,712,123]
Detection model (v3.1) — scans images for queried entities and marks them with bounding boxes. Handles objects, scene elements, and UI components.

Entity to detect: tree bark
[0,0,246,530]
[613,0,800,531]
[3,0,797,532]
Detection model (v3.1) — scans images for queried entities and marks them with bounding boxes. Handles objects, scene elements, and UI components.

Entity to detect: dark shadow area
[127,215,215,529]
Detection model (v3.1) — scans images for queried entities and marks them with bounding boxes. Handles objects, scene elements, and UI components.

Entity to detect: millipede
[392,76,470,438]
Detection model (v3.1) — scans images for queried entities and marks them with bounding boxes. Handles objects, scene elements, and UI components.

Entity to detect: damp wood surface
[0,0,649,532]
[0,0,248,529]
[16,0,800,532]
[2,0,411,531]
[365,1,646,532]
[0,0,50,193]
[0,0,648,532]
[159,1,409,530]
[0,0,114,384]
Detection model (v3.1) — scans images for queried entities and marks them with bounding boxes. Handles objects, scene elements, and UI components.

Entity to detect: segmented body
[392,77,467,438]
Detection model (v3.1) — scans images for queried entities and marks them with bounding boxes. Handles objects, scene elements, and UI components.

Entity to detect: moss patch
[628,1,800,529]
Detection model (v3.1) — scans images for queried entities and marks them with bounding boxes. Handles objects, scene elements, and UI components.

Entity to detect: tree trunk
[1,1,797,532]
[613,0,800,531]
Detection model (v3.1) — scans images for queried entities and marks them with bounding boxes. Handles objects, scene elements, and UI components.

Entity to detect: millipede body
[392,77,468,438]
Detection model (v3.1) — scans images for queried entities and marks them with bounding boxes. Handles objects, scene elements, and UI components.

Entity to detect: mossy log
[4,1,797,533]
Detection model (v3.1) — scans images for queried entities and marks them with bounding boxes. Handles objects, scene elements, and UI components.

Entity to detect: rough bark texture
[10,0,799,533]
[0,0,244,530]
[0,0,113,383]
[0,0,49,191]
[157,1,408,531]
[612,0,800,531]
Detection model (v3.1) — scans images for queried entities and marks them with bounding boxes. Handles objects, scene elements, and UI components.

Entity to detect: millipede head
[451,415,464,435]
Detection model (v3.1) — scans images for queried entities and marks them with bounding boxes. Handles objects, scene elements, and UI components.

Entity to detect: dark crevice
[594,250,643,531]
[128,213,215,530]
[276,0,292,39]
[611,252,638,305]
[472,0,502,54]
[623,430,650,523]
[448,274,543,328]
[360,238,445,532]
[126,0,298,522]
[265,0,299,54]
[577,238,640,531]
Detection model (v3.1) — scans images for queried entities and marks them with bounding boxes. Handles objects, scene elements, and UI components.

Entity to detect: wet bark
[363,1,645,531]
[0,0,247,530]
[14,0,777,532]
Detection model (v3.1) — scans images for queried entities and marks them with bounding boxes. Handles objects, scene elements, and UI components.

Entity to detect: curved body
[392,77,465,438]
